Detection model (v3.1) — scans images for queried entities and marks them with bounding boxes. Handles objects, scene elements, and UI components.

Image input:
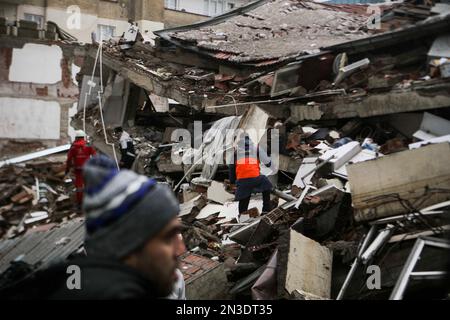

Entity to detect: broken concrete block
[207,180,234,204]
[182,189,201,203]
[319,140,361,171]
[180,253,229,299]
[292,156,318,189]
[179,195,206,219]
[413,112,450,140]
[278,154,302,174]
[279,229,332,299]
[333,149,379,179]
[196,203,223,220]
[348,143,450,221]
[228,218,261,245]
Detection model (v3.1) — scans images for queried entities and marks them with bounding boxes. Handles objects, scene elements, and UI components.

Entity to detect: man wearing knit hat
[0,155,183,299]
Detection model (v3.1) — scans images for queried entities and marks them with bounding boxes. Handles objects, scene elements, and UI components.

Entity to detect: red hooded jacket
[66,138,96,172]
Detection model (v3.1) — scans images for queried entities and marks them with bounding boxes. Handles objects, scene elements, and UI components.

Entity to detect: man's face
[125,218,183,297]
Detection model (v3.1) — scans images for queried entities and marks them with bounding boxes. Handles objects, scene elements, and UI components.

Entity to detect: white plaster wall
[178,0,246,16]
[137,20,164,33]
[9,43,63,84]
[179,0,206,14]
[0,98,61,140]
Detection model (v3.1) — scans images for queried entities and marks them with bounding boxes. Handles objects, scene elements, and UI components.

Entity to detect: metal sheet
[0,144,70,167]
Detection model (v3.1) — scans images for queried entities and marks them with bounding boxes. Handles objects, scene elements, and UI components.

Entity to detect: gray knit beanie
[82,155,179,259]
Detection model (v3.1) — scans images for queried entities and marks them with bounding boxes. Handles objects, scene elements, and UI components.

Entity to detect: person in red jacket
[65,130,96,205]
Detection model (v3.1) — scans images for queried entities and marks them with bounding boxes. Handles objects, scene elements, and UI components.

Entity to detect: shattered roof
[0,219,84,274]
[156,0,370,65]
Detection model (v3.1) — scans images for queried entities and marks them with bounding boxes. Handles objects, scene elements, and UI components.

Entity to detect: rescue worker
[115,127,136,169]
[229,133,273,214]
[65,130,96,205]
[0,155,183,299]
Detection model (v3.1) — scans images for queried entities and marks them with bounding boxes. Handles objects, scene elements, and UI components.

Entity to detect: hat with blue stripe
[82,155,180,259]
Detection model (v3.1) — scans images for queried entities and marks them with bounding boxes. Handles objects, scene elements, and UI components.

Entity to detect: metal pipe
[271,189,297,202]
[360,224,395,264]
[390,238,426,300]
[336,225,377,300]
[409,271,447,280]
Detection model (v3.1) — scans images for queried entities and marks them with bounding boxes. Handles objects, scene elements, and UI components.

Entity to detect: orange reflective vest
[236,157,260,180]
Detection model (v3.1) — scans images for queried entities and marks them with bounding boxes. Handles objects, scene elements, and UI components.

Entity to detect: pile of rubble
[0,159,78,240]
[146,106,450,300]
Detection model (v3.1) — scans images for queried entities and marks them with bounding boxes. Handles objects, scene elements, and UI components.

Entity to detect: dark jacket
[229,137,272,200]
[0,256,158,300]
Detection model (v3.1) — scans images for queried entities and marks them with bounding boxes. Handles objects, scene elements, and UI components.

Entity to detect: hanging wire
[224,94,238,116]
[97,35,119,169]
[82,41,101,133]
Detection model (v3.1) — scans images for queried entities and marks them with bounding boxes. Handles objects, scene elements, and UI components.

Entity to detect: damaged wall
[0,37,85,157]
[0,98,61,139]
[8,43,62,83]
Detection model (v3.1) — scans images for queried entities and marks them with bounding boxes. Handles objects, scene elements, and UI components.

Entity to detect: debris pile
[0,160,78,240]
[171,111,450,300]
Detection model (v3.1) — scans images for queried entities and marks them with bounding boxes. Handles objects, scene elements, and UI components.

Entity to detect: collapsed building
[1,0,450,300]
[0,18,85,158]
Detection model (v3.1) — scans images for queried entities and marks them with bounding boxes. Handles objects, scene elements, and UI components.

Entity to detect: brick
[185,262,228,299]
[36,86,48,96]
